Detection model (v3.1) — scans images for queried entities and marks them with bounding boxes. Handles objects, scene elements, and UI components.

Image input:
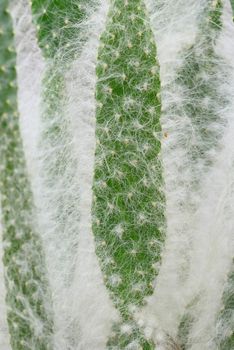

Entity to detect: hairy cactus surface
[157,0,226,347]
[132,0,234,349]
[92,0,163,348]
[164,1,234,348]
[31,0,97,58]
[29,0,119,348]
[29,1,104,348]
[0,1,53,349]
[1,0,234,349]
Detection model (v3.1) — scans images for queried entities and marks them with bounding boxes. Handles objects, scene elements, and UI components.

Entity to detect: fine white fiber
[186,1,234,348]
[9,0,45,193]
[138,0,234,348]
[0,210,11,350]
[64,1,119,349]
[2,1,54,349]
[24,0,119,349]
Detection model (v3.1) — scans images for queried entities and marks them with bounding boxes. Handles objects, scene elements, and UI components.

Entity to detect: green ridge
[31,0,96,59]
[0,1,53,349]
[92,1,164,348]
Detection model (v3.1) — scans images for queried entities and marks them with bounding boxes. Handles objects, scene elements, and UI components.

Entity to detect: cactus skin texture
[0,1,53,349]
[92,0,164,348]
[31,0,96,59]
[31,0,83,57]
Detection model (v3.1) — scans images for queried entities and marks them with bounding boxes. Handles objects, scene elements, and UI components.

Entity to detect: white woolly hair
[9,0,45,191]
[186,1,234,348]
[10,0,119,349]
[138,0,234,349]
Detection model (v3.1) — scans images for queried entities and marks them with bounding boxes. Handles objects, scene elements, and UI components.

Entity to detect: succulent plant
[1,0,234,349]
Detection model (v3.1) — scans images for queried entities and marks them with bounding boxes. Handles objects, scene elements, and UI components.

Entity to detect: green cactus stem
[92,0,164,348]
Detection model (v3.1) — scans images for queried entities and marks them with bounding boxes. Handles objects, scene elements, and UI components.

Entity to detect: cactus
[92,0,164,348]
[0,1,53,349]
[2,0,234,349]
